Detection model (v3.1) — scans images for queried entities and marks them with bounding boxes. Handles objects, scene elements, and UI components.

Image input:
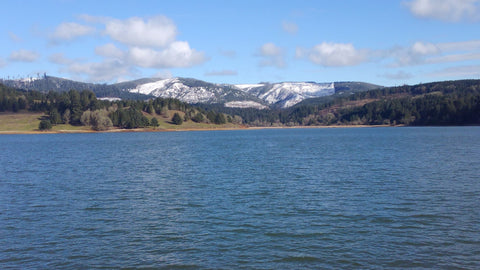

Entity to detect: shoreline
[2,124,477,135]
[0,124,395,135]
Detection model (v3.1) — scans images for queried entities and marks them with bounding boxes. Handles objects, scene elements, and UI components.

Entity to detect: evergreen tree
[172,113,183,125]
[192,112,204,123]
[69,90,83,125]
[49,108,61,125]
[39,120,52,131]
[214,113,226,124]
[150,117,159,127]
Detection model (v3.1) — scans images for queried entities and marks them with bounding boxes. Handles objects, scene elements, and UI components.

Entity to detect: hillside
[202,79,480,126]
[1,76,381,109]
[1,76,152,100]
[2,78,478,128]
[124,78,380,108]
[0,83,241,133]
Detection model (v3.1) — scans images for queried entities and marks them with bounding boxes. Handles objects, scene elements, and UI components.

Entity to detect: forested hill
[1,79,479,128]
[1,75,152,100]
[203,79,480,126]
[0,84,233,131]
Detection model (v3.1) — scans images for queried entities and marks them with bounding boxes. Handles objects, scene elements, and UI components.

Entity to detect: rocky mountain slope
[1,76,381,108]
[124,78,381,108]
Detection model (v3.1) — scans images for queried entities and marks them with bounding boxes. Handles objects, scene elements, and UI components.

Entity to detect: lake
[1,127,479,269]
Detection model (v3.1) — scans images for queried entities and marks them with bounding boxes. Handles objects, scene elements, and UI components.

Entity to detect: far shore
[0,124,397,135]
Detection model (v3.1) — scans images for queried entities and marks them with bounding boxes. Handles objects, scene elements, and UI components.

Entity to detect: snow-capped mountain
[2,75,381,109]
[235,82,335,108]
[125,78,342,108]
[125,78,265,105]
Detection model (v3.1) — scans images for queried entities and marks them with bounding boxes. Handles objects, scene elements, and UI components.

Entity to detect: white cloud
[427,52,480,64]
[380,71,414,80]
[151,70,173,79]
[94,42,206,69]
[105,16,177,48]
[95,43,125,59]
[259,43,282,56]
[0,58,6,68]
[428,65,480,78]
[49,53,74,65]
[298,42,367,67]
[404,0,480,22]
[50,53,135,82]
[9,49,40,62]
[46,14,207,82]
[411,41,439,55]
[128,41,207,68]
[63,59,135,82]
[390,41,440,66]
[51,22,95,41]
[257,43,286,68]
[282,21,298,35]
[437,40,480,52]
[205,69,238,76]
[391,40,480,66]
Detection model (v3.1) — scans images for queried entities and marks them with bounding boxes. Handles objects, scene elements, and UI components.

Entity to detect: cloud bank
[48,15,207,82]
[9,50,40,62]
[405,0,480,22]
[51,22,95,42]
[297,42,368,67]
[104,16,177,48]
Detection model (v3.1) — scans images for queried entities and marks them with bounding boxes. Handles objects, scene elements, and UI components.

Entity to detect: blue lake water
[1,127,479,269]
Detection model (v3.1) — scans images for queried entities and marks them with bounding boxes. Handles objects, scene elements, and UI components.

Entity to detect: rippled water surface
[1,127,479,269]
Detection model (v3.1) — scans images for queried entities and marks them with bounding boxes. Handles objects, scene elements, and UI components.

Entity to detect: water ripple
[1,127,479,269]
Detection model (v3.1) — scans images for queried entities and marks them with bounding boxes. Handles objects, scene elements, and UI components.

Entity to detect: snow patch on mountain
[234,84,265,90]
[235,82,335,108]
[225,101,268,109]
[262,82,334,106]
[98,97,122,101]
[126,79,338,108]
[129,78,217,103]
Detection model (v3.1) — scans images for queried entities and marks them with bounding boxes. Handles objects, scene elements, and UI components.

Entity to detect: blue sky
[1,0,480,86]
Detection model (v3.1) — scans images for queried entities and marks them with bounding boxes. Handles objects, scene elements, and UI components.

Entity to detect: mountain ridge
[1,76,382,108]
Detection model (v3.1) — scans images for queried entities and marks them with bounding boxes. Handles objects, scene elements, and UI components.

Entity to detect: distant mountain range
[1,76,381,108]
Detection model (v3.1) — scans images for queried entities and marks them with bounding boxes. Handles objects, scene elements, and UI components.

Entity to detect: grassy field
[0,113,45,132]
[151,111,241,130]
[0,111,243,134]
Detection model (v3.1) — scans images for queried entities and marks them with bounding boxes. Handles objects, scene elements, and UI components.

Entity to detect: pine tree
[172,113,183,125]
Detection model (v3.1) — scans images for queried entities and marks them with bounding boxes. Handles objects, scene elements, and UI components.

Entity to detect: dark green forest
[200,79,480,126]
[0,83,228,130]
[1,79,480,129]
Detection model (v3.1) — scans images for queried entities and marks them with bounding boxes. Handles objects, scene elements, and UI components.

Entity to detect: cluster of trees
[338,89,480,125]
[193,83,479,127]
[1,75,151,100]
[0,83,232,130]
[0,84,29,112]
[202,80,480,126]
[303,80,480,126]
[2,79,479,129]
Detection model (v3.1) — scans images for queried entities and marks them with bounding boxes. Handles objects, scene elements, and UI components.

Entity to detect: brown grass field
[0,111,246,134]
[0,111,380,135]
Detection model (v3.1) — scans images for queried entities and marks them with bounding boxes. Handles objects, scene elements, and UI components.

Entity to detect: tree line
[0,83,231,130]
[2,79,479,129]
[201,80,480,126]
